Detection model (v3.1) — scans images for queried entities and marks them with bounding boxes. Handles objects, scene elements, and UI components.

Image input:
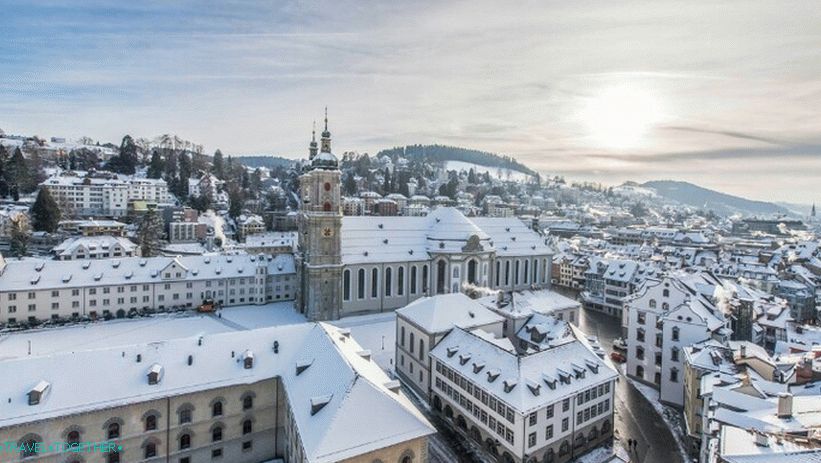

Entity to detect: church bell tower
[296,109,343,321]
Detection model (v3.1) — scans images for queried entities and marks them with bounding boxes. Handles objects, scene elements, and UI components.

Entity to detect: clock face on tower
[323,227,333,238]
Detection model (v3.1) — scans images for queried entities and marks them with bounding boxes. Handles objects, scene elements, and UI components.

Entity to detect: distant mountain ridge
[377,144,536,176]
[235,155,295,170]
[641,180,791,217]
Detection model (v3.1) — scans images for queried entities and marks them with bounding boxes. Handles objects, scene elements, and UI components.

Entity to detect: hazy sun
[581,83,664,150]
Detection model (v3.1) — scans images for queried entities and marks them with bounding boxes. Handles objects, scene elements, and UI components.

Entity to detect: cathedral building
[296,112,554,321]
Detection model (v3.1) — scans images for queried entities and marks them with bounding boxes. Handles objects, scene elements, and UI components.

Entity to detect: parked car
[612,337,627,350]
[610,351,626,363]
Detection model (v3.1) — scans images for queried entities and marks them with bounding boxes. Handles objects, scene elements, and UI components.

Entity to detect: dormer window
[147,364,163,385]
[243,351,254,369]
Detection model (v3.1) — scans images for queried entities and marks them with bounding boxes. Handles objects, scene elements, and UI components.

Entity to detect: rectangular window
[562,417,569,432]
[563,398,570,412]
[528,432,536,448]
[546,424,553,440]
[546,404,554,419]
[529,412,537,426]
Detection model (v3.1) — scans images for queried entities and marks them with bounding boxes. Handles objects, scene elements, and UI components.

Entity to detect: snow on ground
[218,302,305,329]
[0,302,303,360]
[575,444,631,463]
[444,160,531,183]
[0,313,232,360]
[628,378,689,461]
[330,312,397,373]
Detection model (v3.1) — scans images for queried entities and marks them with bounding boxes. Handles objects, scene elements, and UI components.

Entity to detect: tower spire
[320,106,332,153]
[308,120,318,160]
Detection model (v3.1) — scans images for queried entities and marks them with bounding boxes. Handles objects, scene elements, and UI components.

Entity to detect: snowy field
[444,160,531,183]
[331,312,397,373]
[0,313,232,360]
[218,302,306,329]
[0,302,303,360]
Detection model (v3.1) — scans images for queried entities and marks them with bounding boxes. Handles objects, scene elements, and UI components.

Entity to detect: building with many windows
[428,321,618,463]
[624,272,731,407]
[52,235,139,260]
[40,171,173,218]
[0,323,435,463]
[0,252,295,324]
[296,114,554,321]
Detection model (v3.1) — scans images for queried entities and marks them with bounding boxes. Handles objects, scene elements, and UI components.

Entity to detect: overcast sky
[2,0,820,204]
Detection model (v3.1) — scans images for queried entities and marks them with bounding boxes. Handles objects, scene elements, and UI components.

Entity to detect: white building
[0,252,296,324]
[429,322,618,463]
[0,323,435,463]
[624,272,731,407]
[52,235,139,260]
[396,293,505,398]
[41,172,173,217]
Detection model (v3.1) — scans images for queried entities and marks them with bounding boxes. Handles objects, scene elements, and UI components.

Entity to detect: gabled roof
[0,323,434,463]
[396,293,503,334]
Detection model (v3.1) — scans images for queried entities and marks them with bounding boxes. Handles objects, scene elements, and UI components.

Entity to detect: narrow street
[578,308,686,463]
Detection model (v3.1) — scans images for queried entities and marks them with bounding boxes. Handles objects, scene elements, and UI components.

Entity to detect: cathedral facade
[297,113,554,321]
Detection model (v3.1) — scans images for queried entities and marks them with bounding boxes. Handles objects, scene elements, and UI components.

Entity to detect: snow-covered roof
[339,207,551,265]
[430,324,618,413]
[0,253,295,292]
[0,323,435,462]
[52,235,137,257]
[396,293,504,334]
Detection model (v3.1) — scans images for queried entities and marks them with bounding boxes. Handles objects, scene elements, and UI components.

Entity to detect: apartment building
[52,235,139,260]
[0,252,296,324]
[41,172,173,217]
[429,324,618,463]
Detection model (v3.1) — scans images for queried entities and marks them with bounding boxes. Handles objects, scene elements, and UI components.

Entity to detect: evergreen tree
[30,188,61,232]
[147,150,164,179]
[137,208,165,257]
[177,152,192,197]
[6,147,30,195]
[383,168,392,193]
[0,144,8,198]
[344,173,358,196]
[468,168,477,184]
[9,216,30,258]
[108,135,138,174]
[212,149,224,179]
[228,186,243,219]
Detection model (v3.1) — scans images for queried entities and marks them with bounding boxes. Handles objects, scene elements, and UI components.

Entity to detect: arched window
[515,260,520,285]
[468,259,477,284]
[371,269,379,298]
[421,265,429,293]
[385,267,392,296]
[19,435,41,458]
[343,270,351,301]
[212,426,223,442]
[243,395,253,410]
[532,258,538,283]
[649,299,656,308]
[419,339,424,361]
[671,326,680,342]
[145,414,158,431]
[358,269,365,299]
[662,302,669,310]
[397,266,404,296]
[523,259,529,284]
[108,450,120,463]
[177,406,193,424]
[212,401,223,417]
[495,261,501,286]
[144,441,157,458]
[504,261,510,285]
[399,449,416,463]
[401,326,406,346]
[243,419,253,435]
[410,332,415,353]
[107,422,120,439]
[410,266,417,294]
[179,433,190,450]
[323,202,332,212]
[663,289,670,297]
[66,430,80,444]
[436,260,446,294]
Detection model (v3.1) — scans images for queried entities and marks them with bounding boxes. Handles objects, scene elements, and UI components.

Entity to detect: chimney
[496,291,505,307]
[739,344,747,359]
[754,432,769,447]
[777,393,793,418]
